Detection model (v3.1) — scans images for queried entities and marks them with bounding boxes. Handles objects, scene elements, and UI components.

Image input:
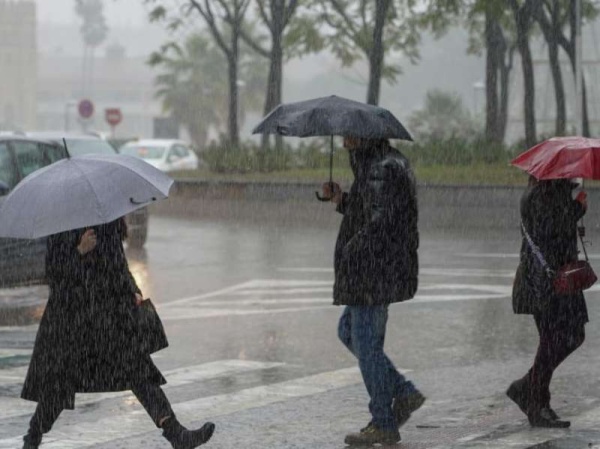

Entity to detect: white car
[120,139,199,172]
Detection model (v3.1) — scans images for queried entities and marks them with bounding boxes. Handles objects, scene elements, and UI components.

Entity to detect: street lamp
[64,100,78,132]
[575,0,583,135]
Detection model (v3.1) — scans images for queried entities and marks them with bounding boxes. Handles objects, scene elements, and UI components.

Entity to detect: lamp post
[575,0,583,136]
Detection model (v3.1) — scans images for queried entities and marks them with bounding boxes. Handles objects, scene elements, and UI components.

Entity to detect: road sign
[78,99,94,119]
[105,108,123,127]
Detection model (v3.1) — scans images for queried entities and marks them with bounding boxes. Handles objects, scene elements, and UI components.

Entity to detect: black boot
[506,379,529,415]
[22,431,42,449]
[528,408,570,428]
[162,416,215,449]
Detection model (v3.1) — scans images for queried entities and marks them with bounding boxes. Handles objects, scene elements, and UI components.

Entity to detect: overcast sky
[35,0,150,26]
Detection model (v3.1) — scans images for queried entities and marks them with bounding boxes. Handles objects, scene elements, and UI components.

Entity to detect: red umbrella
[511,136,600,180]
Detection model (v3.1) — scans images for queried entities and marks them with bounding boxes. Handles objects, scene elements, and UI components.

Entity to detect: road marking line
[0,360,284,420]
[165,281,257,306]
[160,306,332,321]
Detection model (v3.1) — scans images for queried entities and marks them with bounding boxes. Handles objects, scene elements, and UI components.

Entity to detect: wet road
[2,215,600,448]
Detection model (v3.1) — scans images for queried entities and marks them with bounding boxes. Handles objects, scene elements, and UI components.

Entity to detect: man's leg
[337,306,355,355]
[350,305,397,431]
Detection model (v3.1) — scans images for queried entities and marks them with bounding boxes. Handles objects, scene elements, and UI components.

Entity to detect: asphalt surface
[1,213,600,448]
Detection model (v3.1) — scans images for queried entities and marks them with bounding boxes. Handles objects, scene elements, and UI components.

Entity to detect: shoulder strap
[521,221,555,277]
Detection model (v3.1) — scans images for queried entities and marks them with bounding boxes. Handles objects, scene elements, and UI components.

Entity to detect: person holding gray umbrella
[254,96,424,445]
[0,153,215,449]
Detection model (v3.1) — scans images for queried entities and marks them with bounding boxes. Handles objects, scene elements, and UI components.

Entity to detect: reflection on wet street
[1,215,600,448]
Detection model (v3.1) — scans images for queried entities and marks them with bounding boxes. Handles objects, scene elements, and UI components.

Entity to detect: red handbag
[522,223,597,295]
[553,260,597,294]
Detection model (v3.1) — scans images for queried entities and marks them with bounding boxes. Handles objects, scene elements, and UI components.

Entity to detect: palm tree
[150,34,265,150]
[75,0,109,98]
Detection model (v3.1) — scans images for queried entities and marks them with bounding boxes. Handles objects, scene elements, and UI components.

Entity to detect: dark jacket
[512,180,588,317]
[333,143,418,306]
[22,219,165,409]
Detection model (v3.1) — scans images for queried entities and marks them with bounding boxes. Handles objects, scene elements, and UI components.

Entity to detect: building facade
[0,0,36,130]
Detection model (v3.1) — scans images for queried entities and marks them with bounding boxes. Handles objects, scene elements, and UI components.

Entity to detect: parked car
[26,132,149,248]
[0,136,68,286]
[120,139,199,172]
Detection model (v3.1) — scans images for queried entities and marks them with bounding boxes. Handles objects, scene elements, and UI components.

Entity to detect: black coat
[22,219,165,409]
[512,180,588,321]
[333,144,418,306]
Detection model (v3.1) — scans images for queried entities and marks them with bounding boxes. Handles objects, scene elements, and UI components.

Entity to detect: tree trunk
[228,29,240,148]
[498,47,515,141]
[485,12,500,143]
[366,0,390,105]
[547,37,566,135]
[514,4,537,147]
[535,3,566,136]
[261,7,285,153]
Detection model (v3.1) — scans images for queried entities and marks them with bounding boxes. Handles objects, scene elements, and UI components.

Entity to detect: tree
[148,0,252,148]
[315,0,421,105]
[533,0,599,137]
[507,0,538,147]
[149,34,266,150]
[408,89,479,141]
[75,0,108,97]
[239,0,324,151]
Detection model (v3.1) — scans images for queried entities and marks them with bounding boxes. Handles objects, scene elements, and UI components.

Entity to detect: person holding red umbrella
[509,136,599,428]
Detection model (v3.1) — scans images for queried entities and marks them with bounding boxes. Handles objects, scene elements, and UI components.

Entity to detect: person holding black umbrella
[322,136,425,446]
[20,218,215,449]
[253,96,422,445]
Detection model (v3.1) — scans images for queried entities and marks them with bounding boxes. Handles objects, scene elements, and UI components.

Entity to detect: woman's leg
[23,401,63,447]
[131,383,174,427]
[131,383,215,448]
[528,315,585,412]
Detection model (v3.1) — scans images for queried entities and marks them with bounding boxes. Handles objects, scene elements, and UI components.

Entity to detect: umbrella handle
[315,191,332,202]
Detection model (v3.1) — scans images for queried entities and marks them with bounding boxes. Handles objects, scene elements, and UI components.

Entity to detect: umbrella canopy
[511,136,600,180]
[0,154,173,239]
[252,95,413,141]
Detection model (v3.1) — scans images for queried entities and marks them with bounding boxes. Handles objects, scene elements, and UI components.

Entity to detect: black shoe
[546,407,560,420]
[162,417,215,448]
[393,390,426,428]
[344,424,400,446]
[22,431,41,449]
[506,379,529,415]
[528,408,570,428]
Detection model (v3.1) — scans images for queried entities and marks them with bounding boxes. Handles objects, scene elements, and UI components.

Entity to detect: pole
[575,0,583,136]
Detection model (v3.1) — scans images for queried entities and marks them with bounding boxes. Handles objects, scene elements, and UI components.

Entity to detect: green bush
[399,136,516,166]
[203,136,293,173]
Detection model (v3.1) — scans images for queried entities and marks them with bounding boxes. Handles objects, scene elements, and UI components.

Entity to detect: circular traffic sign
[105,108,123,127]
[78,99,95,119]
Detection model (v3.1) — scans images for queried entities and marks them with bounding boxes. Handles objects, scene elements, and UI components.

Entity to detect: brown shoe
[393,390,426,428]
[344,424,400,446]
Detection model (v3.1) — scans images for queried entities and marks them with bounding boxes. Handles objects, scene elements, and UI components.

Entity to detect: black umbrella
[252,95,412,201]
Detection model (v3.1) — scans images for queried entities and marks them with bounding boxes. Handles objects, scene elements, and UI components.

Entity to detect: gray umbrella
[0,153,173,239]
[252,95,412,200]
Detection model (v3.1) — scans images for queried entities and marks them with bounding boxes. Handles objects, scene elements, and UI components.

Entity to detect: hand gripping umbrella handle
[315,191,331,202]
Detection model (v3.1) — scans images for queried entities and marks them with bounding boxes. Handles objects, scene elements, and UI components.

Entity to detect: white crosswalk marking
[0,360,284,421]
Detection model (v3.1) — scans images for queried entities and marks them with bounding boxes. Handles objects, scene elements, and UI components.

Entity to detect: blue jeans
[338,305,416,431]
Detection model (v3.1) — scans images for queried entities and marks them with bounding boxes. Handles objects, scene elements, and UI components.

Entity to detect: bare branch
[256,0,273,32]
[189,0,232,57]
[283,0,299,28]
[239,27,271,57]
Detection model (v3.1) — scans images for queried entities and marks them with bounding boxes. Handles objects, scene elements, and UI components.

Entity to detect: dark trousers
[27,383,174,439]
[525,313,585,411]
